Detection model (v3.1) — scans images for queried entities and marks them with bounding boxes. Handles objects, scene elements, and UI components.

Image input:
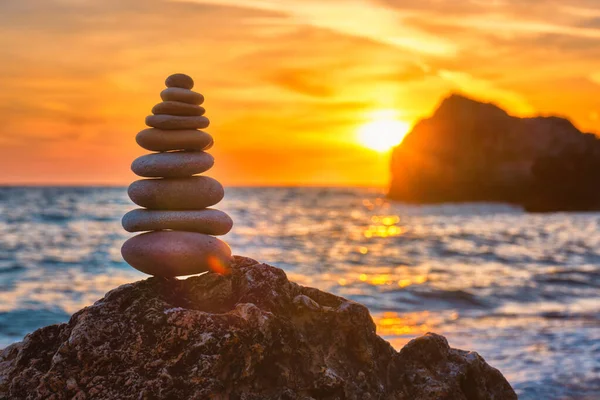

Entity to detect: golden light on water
[373,311,437,348]
[364,224,405,238]
[398,276,428,288]
[352,273,428,287]
[357,110,411,152]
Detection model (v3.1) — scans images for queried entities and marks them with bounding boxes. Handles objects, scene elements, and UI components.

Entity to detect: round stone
[131,151,214,178]
[165,73,194,90]
[122,209,233,235]
[160,88,204,105]
[152,101,205,117]
[146,115,210,130]
[136,129,213,152]
[121,231,232,276]
[128,177,224,210]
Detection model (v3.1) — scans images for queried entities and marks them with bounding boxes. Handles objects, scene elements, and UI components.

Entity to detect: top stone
[165,73,194,90]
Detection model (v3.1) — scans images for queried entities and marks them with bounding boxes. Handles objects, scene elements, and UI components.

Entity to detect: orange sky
[1,0,600,187]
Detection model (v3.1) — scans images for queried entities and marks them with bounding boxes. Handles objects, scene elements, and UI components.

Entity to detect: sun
[357,111,410,152]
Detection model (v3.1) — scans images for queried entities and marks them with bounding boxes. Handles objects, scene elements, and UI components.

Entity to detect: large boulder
[389,93,600,210]
[0,256,516,399]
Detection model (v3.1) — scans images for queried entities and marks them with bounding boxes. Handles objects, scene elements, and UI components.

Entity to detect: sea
[0,186,599,399]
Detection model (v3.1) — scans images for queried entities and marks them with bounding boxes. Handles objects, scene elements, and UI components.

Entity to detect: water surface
[1,186,599,399]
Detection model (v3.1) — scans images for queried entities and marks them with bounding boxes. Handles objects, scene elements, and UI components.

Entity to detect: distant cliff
[389,94,600,211]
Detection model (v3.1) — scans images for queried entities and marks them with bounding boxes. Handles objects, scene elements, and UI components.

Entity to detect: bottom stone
[121,231,232,276]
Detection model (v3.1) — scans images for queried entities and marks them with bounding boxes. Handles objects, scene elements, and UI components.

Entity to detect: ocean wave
[0,186,599,398]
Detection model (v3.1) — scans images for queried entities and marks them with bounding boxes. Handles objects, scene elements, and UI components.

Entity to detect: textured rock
[165,73,194,90]
[389,93,600,210]
[121,231,232,276]
[136,128,213,152]
[131,151,214,178]
[128,177,224,210]
[160,87,204,104]
[122,208,233,235]
[0,257,517,399]
[145,114,210,130]
[152,101,205,116]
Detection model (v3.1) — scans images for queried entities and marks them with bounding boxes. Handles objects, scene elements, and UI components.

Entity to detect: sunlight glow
[357,111,410,152]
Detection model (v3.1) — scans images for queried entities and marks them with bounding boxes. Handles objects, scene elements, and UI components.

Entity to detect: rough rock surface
[389,93,600,210]
[0,257,517,400]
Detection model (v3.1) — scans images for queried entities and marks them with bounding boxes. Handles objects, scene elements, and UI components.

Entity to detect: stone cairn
[121,74,233,277]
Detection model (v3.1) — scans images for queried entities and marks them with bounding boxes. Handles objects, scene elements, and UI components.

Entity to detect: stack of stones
[121,74,233,277]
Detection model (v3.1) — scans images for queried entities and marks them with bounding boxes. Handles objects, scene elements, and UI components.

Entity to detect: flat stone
[131,151,214,178]
[128,177,224,210]
[146,115,209,130]
[152,101,205,116]
[136,129,213,152]
[160,88,204,105]
[121,231,232,276]
[165,73,194,90]
[122,209,233,235]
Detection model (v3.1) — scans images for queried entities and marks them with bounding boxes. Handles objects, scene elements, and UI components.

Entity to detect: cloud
[267,68,335,97]
[437,70,534,115]
[380,0,600,43]
[175,0,457,57]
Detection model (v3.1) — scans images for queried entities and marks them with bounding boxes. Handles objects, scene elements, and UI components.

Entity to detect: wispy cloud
[174,0,457,56]
[438,70,534,114]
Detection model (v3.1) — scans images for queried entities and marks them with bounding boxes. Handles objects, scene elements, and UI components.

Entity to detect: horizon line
[0,182,388,189]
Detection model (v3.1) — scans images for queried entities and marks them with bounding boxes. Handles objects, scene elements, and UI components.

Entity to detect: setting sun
[357,111,411,152]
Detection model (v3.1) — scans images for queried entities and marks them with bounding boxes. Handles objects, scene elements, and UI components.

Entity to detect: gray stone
[128,176,224,210]
[131,151,214,178]
[121,231,232,276]
[152,101,205,116]
[165,73,194,90]
[136,129,213,152]
[146,115,209,130]
[160,87,204,105]
[122,209,233,235]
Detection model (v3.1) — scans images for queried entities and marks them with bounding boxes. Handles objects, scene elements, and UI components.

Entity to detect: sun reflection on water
[371,311,444,349]
[364,214,406,238]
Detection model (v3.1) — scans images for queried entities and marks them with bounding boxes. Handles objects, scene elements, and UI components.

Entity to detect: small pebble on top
[165,73,194,90]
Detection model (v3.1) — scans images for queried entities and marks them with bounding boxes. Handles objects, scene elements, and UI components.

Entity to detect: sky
[1,0,600,186]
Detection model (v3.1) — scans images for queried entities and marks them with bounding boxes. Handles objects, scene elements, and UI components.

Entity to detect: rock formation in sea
[0,256,517,399]
[389,93,600,211]
[121,74,233,276]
